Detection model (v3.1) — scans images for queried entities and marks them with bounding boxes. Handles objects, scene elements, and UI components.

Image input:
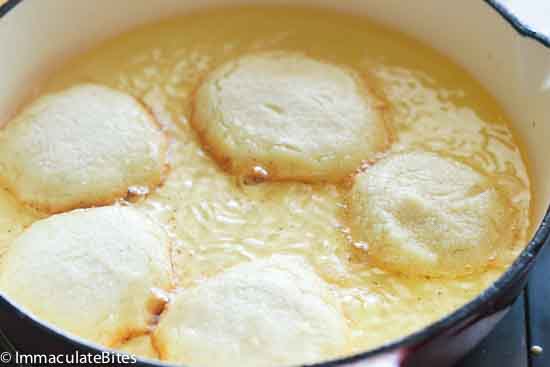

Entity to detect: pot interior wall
[0,0,548,233]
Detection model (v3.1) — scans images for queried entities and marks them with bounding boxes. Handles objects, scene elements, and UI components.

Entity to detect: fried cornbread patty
[0,205,173,346]
[350,152,515,277]
[192,52,388,182]
[153,255,349,367]
[0,84,167,213]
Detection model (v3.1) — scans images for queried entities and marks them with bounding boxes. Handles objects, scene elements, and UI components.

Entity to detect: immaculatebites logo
[1,350,137,365]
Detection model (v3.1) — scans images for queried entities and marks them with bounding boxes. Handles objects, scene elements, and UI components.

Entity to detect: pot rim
[0,0,549,366]
[485,0,550,48]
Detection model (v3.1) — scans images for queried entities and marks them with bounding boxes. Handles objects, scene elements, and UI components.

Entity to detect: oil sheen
[0,6,531,360]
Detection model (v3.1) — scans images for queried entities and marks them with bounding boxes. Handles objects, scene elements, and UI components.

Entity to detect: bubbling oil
[0,6,530,359]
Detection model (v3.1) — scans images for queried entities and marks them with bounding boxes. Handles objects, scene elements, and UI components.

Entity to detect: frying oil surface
[0,6,530,358]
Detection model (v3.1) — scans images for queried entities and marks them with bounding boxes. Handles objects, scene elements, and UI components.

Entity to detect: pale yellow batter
[0,6,531,362]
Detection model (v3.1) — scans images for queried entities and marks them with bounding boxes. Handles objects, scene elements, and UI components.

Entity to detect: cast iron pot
[0,0,549,366]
